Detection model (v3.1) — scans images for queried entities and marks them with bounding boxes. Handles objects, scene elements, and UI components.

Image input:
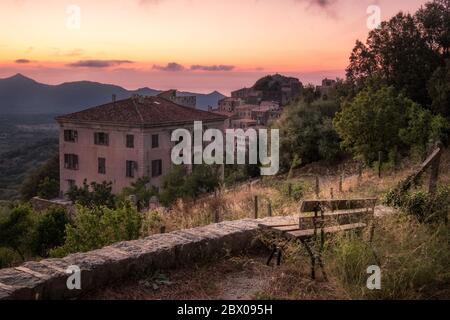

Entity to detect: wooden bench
[258,197,377,280]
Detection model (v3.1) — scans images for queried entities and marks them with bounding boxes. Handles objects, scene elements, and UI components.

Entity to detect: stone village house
[56,94,226,196]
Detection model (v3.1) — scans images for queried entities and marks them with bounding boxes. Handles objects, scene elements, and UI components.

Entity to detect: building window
[98,157,106,174]
[64,154,79,170]
[151,159,162,177]
[126,134,134,148]
[152,134,159,148]
[126,160,138,178]
[64,130,78,142]
[94,132,109,146]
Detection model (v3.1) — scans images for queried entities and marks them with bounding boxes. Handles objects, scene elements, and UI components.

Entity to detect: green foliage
[334,85,447,164]
[66,179,116,209]
[328,215,450,299]
[334,86,410,164]
[50,202,142,257]
[141,210,164,236]
[0,247,21,269]
[346,11,441,105]
[121,177,158,211]
[275,100,342,171]
[279,181,305,202]
[384,185,450,223]
[31,206,70,257]
[19,153,59,201]
[428,59,450,118]
[159,165,220,206]
[37,177,60,200]
[0,205,33,260]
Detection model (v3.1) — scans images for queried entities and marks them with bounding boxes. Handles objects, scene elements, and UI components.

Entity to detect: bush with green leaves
[121,177,158,211]
[159,165,220,206]
[0,205,33,260]
[66,179,116,209]
[50,201,142,257]
[279,181,305,202]
[384,185,450,223]
[20,153,59,200]
[0,247,21,269]
[31,206,70,257]
[275,100,342,171]
[334,85,447,164]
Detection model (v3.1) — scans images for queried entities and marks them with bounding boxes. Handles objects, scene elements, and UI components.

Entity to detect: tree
[66,180,116,209]
[428,59,450,117]
[275,100,342,171]
[416,0,450,58]
[37,177,60,200]
[159,166,188,207]
[20,153,59,200]
[31,206,70,257]
[0,205,33,260]
[333,86,411,164]
[121,177,158,211]
[346,12,440,105]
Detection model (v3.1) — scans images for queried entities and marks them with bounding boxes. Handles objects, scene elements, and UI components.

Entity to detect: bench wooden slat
[258,208,372,229]
[300,198,377,212]
[285,222,367,240]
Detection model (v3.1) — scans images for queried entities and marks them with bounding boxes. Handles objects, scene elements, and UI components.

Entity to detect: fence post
[378,151,382,178]
[288,183,292,198]
[315,176,320,199]
[428,151,442,196]
[214,210,220,223]
[254,196,259,219]
[330,188,334,199]
[267,200,272,217]
[339,174,343,193]
[160,226,166,234]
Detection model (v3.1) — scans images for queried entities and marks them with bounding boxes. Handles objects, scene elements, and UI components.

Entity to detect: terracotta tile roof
[56,96,227,127]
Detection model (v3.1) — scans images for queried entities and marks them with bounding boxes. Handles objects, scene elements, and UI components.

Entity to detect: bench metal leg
[300,239,316,280]
[266,244,277,266]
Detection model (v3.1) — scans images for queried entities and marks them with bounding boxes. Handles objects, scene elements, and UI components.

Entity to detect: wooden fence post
[315,176,320,199]
[428,152,441,196]
[254,196,259,219]
[288,183,292,198]
[330,188,334,199]
[378,151,382,178]
[267,200,272,217]
[160,226,166,234]
[339,174,343,193]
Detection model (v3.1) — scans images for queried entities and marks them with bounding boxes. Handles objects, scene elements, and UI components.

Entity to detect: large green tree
[346,11,441,105]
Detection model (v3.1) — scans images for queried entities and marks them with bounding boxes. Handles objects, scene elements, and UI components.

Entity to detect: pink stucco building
[56,95,226,196]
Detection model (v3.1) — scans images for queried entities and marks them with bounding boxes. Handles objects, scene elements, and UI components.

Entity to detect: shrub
[0,247,21,269]
[50,202,141,257]
[31,206,70,257]
[384,185,450,223]
[66,180,116,209]
[0,205,33,260]
[141,210,164,236]
[279,181,304,202]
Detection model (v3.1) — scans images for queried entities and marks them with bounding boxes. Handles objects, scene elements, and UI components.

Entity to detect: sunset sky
[0,0,428,94]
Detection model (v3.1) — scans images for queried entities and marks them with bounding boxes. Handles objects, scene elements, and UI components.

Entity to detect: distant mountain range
[0,74,226,114]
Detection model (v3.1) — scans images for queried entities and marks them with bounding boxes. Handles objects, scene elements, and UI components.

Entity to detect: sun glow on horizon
[0,0,428,93]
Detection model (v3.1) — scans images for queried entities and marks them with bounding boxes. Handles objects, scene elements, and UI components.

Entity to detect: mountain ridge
[0,74,226,114]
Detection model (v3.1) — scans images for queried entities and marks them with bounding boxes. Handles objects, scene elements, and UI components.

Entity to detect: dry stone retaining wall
[0,215,294,300]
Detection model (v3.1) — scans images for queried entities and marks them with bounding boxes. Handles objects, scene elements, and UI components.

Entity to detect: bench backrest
[298,198,377,230]
[300,198,377,213]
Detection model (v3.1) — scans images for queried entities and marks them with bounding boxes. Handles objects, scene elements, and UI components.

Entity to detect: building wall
[59,120,224,196]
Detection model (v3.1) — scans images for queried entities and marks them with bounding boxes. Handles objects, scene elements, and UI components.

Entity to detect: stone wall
[0,215,295,300]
